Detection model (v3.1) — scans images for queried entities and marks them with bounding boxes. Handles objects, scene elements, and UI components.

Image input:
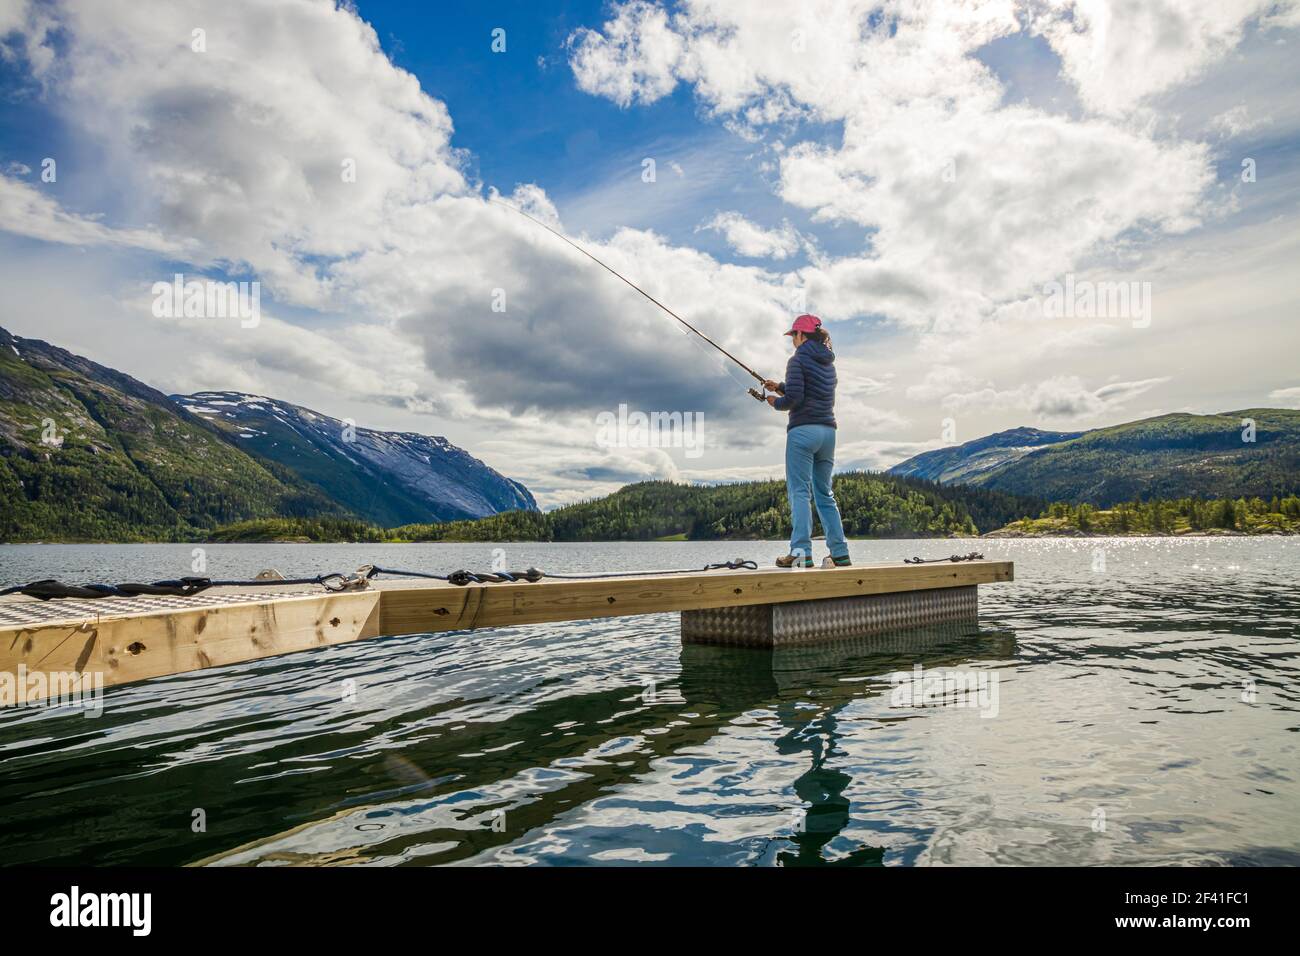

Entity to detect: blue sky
[0,0,1297,506]
[365,3,756,246]
[351,0,870,266]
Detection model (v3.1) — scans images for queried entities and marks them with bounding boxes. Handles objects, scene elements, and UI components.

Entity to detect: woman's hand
[765,394,778,407]
[763,379,780,391]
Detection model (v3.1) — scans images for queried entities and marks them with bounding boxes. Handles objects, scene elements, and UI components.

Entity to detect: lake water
[0,538,1297,866]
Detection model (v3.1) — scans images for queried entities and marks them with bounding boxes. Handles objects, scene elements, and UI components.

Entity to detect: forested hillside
[211,474,1046,542]
[890,410,1300,506]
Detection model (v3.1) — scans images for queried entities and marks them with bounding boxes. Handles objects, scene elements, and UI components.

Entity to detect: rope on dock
[0,559,761,602]
[0,571,369,602]
[903,552,985,564]
[363,559,759,585]
[2,555,986,603]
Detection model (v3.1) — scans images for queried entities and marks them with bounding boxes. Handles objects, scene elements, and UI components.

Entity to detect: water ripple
[0,538,1296,866]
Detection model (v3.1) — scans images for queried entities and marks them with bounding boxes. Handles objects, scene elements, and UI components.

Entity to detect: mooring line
[1,556,987,604]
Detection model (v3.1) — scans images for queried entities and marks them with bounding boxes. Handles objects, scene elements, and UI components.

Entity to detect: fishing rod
[491,198,771,402]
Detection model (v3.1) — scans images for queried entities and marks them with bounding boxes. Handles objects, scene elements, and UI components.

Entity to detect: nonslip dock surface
[1,560,1012,699]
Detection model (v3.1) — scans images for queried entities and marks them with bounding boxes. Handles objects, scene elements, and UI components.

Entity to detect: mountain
[888,410,1300,507]
[0,326,338,541]
[173,391,537,524]
[0,326,537,542]
[888,426,1082,484]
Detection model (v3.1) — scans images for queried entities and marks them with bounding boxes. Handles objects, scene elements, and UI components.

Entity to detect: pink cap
[784,313,822,336]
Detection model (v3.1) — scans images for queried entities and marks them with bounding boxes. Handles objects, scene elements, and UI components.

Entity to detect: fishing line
[681,328,758,394]
[492,198,770,402]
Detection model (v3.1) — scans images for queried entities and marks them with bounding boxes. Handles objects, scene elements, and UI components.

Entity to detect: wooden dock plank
[2,591,382,699]
[1,561,1012,701]
[379,561,1013,634]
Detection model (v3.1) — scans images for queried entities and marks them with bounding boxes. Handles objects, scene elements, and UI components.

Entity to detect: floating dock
[0,560,1012,702]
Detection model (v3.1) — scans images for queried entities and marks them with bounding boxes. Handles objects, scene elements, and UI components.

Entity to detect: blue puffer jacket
[773,339,836,430]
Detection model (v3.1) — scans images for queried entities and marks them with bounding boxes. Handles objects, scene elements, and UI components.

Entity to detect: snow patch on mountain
[174,391,537,522]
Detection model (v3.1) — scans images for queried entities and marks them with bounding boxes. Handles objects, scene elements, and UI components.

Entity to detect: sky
[0,0,1297,508]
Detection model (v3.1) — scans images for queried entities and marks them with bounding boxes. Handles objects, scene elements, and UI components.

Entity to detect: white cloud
[1032,0,1290,117]
[835,437,946,471]
[0,174,194,255]
[939,374,1171,420]
[901,360,1170,420]
[1,0,796,423]
[0,0,56,77]
[567,1,1219,336]
[1269,387,1300,409]
[1208,103,1269,139]
[905,365,983,403]
[0,0,809,508]
[699,211,801,259]
[567,0,686,107]
[17,0,469,310]
[837,372,892,398]
[1263,2,1300,28]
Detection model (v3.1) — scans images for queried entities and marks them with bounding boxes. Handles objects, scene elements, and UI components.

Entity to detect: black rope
[0,572,364,602]
[533,559,758,579]
[527,556,759,580]
[903,552,985,565]
[366,559,758,585]
[1,559,762,601]
[362,565,544,586]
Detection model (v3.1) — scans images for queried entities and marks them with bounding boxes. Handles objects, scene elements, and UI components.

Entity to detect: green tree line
[207,473,1044,543]
[1002,495,1300,535]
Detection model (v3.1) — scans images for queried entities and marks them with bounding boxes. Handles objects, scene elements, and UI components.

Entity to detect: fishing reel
[748,387,767,402]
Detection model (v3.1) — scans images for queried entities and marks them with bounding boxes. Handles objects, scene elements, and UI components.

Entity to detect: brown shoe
[775,554,814,568]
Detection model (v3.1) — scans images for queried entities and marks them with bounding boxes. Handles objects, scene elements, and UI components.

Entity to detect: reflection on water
[0,538,1296,866]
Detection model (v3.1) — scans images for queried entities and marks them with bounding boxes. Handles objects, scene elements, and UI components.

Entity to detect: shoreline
[2,530,1296,545]
[982,528,1297,538]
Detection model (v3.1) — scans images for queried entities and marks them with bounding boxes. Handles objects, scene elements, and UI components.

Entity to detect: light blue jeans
[785,424,849,560]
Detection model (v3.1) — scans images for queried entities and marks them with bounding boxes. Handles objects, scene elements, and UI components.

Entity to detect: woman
[764,314,851,568]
